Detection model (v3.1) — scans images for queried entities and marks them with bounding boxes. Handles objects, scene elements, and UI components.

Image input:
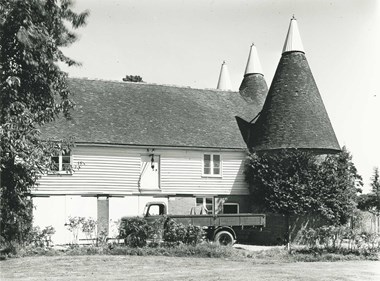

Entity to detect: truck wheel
[214,231,234,246]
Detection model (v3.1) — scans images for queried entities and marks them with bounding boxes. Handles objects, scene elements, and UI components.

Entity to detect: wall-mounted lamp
[146,148,156,170]
[147,148,155,170]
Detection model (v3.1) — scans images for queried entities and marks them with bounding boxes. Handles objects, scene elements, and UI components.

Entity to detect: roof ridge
[68,76,236,93]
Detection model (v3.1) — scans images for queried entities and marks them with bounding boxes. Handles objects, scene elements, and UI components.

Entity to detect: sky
[61,0,380,192]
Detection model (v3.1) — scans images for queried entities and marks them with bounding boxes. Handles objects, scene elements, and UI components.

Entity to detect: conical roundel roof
[217,61,232,90]
[239,44,268,107]
[250,17,340,153]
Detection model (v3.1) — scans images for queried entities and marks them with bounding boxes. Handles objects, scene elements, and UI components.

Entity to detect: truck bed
[168,213,266,228]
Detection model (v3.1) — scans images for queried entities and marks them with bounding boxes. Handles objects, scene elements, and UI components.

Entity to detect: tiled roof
[239,44,268,109]
[248,52,341,153]
[239,73,268,107]
[41,78,258,149]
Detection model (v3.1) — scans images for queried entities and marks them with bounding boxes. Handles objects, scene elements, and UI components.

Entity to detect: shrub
[147,216,166,247]
[297,225,380,251]
[81,218,97,243]
[65,216,85,244]
[119,217,150,247]
[184,225,204,245]
[298,228,317,248]
[162,218,204,246]
[27,226,56,247]
[162,218,187,245]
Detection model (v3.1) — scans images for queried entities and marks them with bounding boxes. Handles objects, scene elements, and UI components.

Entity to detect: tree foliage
[358,167,380,215]
[122,75,144,83]
[0,0,88,243]
[245,147,362,225]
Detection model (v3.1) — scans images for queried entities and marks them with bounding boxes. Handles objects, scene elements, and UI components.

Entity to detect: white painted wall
[33,196,97,244]
[140,155,160,190]
[33,145,249,243]
[160,149,248,195]
[108,196,168,238]
[35,145,249,196]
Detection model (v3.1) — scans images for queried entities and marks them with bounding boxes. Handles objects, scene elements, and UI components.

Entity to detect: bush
[297,225,380,251]
[184,225,204,245]
[118,217,204,248]
[290,246,379,261]
[65,216,85,244]
[119,217,150,247]
[162,218,187,245]
[81,218,97,242]
[27,226,56,247]
[162,218,204,246]
[147,216,167,247]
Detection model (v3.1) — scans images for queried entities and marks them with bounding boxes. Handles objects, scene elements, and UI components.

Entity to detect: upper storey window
[52,151,72,173]
[203,154,221,176]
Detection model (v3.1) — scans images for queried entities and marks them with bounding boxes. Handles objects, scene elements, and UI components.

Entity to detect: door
[139,155,160,190]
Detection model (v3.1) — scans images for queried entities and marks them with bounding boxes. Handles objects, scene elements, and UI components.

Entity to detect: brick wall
[215,195,251,214]
[167,197,195,215]
[97,196,109,236]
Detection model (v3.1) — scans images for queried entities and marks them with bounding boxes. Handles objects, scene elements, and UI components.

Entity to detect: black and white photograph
[1,0,379,280]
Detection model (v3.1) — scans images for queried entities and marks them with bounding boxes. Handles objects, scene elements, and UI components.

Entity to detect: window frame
[50,150,72,174]
[202,153,222,177]
[222,203,240,214]
[195,196,214,215]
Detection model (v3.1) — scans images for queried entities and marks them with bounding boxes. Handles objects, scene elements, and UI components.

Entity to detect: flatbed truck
[143,202,266,245]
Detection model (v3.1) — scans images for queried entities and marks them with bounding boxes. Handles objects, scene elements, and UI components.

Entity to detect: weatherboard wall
[34,145,249,196]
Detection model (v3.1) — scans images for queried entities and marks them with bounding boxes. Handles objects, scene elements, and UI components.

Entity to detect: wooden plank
[36,146,250,196]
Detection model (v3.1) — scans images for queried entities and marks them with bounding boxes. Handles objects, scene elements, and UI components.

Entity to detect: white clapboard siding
[160,150,248,195]
[36,146,141,195]
[35,145,249,196]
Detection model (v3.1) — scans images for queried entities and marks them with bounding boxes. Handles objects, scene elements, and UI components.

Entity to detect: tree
[0,0,88,243]
[358,167,380,215]
[122,75,144,83]
[313,148,363,224]
[245,147,362,244]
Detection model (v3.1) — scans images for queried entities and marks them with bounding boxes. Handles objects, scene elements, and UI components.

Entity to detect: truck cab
[144,202,167,217]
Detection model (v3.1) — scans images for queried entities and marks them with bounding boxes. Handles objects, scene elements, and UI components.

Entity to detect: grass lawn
[1,255,379,281]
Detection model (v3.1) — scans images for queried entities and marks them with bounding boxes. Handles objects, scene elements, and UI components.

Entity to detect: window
[222,203,239,214]
[145,204,165,216]
[196,197,213,215]
[52,151,72,172]
[203,154,221,176]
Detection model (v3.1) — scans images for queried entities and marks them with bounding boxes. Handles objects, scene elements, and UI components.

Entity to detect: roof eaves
[74,142,248,151]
